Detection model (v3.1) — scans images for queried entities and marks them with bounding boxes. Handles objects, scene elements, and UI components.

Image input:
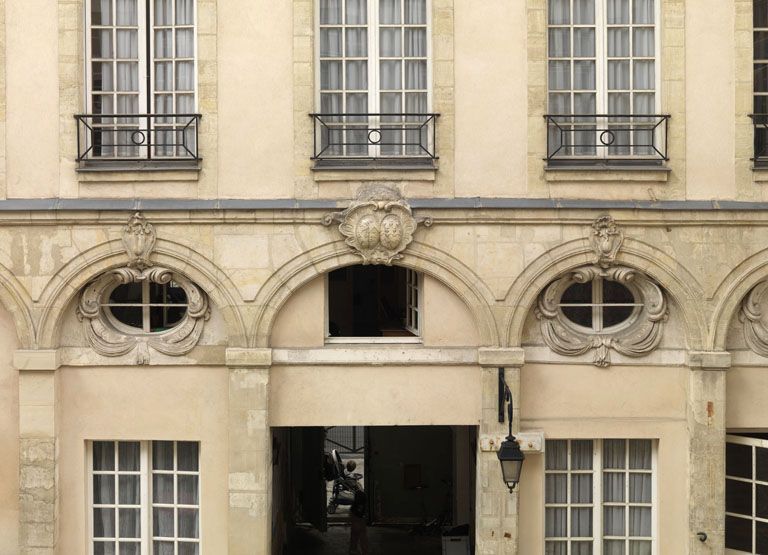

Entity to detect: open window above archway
[327,265,421,342]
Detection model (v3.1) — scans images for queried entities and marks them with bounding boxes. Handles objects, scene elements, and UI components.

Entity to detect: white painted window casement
[314,0,436,160]
[546,0,666,163]
[83,0,199,161]
[544,439,656,554]
[88,440,201,555]
[404,268,420,335]
[725,434,768,553]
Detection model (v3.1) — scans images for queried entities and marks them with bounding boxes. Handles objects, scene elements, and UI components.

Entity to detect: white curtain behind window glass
[633,0,654,24]
[176,0,194,25]
[346,0,366,24]
[117,0,137,25]
[573,0,595,24]
[380,0,400,23]
[548,0,569,24]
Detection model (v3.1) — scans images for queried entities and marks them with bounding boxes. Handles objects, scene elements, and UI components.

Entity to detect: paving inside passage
[287,524,442,555]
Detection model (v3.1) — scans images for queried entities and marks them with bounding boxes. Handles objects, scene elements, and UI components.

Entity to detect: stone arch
[36,239,248,348]
[503,237,707,350]
[250,240,500,348]
[710,249,768,351]
[0,263,35,348]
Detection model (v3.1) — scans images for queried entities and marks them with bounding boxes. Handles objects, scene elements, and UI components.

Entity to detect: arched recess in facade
[503,236,708,351]
[35,239,248,349]
[0,262,35,348]
[709,247,768,351]
[250,240,500,348]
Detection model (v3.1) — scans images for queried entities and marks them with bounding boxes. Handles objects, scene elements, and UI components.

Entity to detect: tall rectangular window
[90,441,201,555]
[754,1,768,162]
[83,0,198,160]
[546,0,662,161]
[545,439,655,554]
[315,0,434,159]
[725,434,768,553]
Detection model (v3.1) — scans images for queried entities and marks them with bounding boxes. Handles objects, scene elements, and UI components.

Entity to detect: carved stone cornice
[322,185,432,265]
[536,265,668,367]
[740,281,768,357]
[76,266,210,365]
[590,215,624,268]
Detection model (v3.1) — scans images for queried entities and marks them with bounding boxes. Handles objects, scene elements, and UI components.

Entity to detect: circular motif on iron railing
[368,129,382,144]
[131,131,146,145]
[599,130,616,146]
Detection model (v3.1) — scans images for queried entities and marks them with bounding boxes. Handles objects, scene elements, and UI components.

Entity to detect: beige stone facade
[1,1,767,554]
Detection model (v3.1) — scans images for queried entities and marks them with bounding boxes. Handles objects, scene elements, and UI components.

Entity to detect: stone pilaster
[687,351,730,553]
[226,348,272,555]
[14,350,60,555]
[476,348,524,555]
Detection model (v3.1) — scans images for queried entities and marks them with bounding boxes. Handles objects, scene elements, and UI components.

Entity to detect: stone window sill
[312,158,437,182]
[752,166,768,182]
[545,164,671,184]
[77,160,201,183]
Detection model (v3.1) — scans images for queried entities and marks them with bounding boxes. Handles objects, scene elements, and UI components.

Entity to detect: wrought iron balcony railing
[750,114,768,166]
[310,112,439,162]
[545,114,670,164]
[75,113,201,164]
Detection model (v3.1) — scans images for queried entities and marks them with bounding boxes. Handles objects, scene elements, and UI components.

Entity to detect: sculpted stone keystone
[122,212,156,269]
[590,214,624,268]
[322,185,432,265]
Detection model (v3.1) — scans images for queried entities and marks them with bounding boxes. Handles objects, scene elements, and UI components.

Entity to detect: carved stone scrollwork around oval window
[739,281,768,357]
[77,266,210,365]
[535,265,668,367]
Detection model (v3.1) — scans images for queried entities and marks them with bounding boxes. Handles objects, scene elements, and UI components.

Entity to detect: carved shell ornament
[76,213,210,364]
[535,216,667,367]
[323,185,432,265]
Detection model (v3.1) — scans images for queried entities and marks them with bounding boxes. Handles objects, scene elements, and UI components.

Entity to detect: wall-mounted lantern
[498,368,525,492]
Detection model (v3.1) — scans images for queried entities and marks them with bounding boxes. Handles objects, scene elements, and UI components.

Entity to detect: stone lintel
[225,348,272,368]
[687,351,731,370]
[272,347,477,366]
[479,431,544,453]
[478,348,526,368]
[13,350,61,372]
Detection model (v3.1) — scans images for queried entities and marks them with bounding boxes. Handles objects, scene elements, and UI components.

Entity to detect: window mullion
[142,281,150,333]
[595,440,602,555]
[142,441,150,555]
[594,277,603,332]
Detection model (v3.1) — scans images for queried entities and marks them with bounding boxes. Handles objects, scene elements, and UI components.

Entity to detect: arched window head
[536,266,667,367]
[77,266,210,364]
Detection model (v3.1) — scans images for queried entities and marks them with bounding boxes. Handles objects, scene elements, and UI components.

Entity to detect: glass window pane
[92,30,113,59]
[346,0,367,24]
[119,475,141,505]
[153,507,175,537]
[603,540,625,555]
[380,60,402,90]
[405,60,427,89]
[726,515,753,552]
[119,543,140,555]
[628,541,652,555]
[607,29,629,58]
[404,0,426,24]
[380,28,401,57]
[604,440,626,468]
[178,475,199,505]
[757,520,768,554]
[628,440,652,469]
[546,440,568,470]
[320,28,342,57]
[346,28,368,57]
[573,0,595,24]
[320,0,342,24]
[94,542,116,555]
[571,507,592,537]
[571,474,593,503]
[176,29,194,58]
[153,441,175,470]
[574,61,595,90]
[758,483,768,519]
[116,0,138,25]
[404,28,427,57]
[573,29,595,57]
[155,0,173,26]
[94,508,116,538]
[603,472,625,502]
[571,542,593,555]
[726,478,753,516]
[629,507,651,537]
[178,508,199,538]
[119,442,140,471]
[94,442,116,471]
[549,29,570,57]
[629,473,652,503]
[155,29,173,58]
[549,93,570,115]
[633,0,654,24]
[757,0,768,28]
[633,28,654,57]
[562,307,593,328]
[153,474,175,504]
[380,0,401,24]
[607,0,629,24]
[178,543,200,555]
[115,29,137,58]
[546,473,567,503]
[571,440,594,470]
[178,442,199,471]
[549,61,571,90]
[549,0,570,24]
[154,541,175,555]
[176,0,194,25]
[346,60,368,90]
[176,61,195,91]
[633,61,655,90]
[727,442,753,478]
[608,61,630,90]
[756,63,768,93]
[603,507,626,536]
[94,475,115,504]
[546,507,567,537]
[757,446,768,481]
[118,508,140,538]
[92,0,112,25]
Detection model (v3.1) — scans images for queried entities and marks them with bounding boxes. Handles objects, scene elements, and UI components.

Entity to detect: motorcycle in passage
[324,449,363,514]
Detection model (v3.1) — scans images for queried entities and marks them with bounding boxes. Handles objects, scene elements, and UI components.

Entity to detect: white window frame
[100,280,190,334]
[725,434,768,554]
[557,276,644,334]
[87,440,202,555]
[543,439,658,554]
[546,0,662,159]
[314,0,433,158]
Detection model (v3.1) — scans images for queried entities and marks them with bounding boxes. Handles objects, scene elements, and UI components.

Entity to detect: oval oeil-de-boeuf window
[102,280,188,333]
[558,277,642,332]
